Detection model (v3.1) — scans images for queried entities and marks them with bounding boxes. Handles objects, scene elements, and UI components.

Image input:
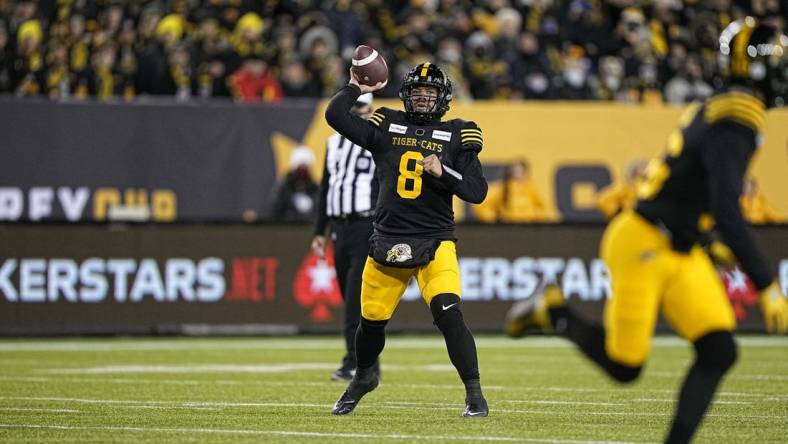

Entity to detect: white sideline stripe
[504,400,625,406]
[0,424,635,444]
[0,397,326,408]
[40,363,458,375]
[352,50,378,67]
[0,375,506,390]
[380,404,786,419]
[1,375,783,400]
[123,405,219,410]
[3,397,785,420]
[634,398,752,405]
[649,371,788,381]
[43,363,338,374]
[1,375,781,401]
[0,335,785,352]
[0,407,81,413]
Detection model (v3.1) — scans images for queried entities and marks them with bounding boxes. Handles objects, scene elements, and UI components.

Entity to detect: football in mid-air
[351,45,388,87]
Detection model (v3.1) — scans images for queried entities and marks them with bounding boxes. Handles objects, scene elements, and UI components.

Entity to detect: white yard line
[0,423,641,444]
[648,371,788,381]
[38,363,462,375]
[634,398,752,405]
[42,363,340,374]
[2,397,784,420]
[0,336,784,352]
[503,400,626,406]
[0,407,81,413]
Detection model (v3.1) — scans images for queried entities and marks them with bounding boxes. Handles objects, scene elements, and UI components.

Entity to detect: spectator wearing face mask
[595,56,631,102]
[514,32,554,100]
[557,45,593,100]
[271,146,320,223]
[663,55,713,104]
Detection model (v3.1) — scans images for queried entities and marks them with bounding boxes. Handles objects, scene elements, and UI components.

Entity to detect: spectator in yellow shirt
[741,177,782,224]
[473,159,552,223]
[596,158,647,219]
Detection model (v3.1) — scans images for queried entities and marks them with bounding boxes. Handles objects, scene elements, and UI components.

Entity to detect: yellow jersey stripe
[461,129,482,135]
[705,93,766,132]
[461,136,483,144]
[732,23,756,77]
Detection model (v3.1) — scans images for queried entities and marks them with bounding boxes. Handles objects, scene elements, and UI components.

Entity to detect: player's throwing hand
[348,69,386,94]
[418,154,443,178]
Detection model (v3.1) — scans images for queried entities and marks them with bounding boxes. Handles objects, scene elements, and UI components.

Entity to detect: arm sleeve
[313,145,330,235]
[324,84,379,151]
[438,122,488,204]
[438,149,488,204]
[701,123,773,290]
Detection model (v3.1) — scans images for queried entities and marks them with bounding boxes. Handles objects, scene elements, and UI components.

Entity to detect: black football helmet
[399,62,452,124]
[718,17,787,107]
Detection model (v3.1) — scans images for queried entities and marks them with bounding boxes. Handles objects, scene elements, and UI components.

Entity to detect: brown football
[351,45,388,87]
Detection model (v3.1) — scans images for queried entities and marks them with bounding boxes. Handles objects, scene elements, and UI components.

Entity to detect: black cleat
[462,378,489,418]
[463,396,489,418]
[331,367,379,415]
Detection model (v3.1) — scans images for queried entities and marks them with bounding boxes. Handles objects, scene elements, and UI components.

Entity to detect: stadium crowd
[0,0,784,103]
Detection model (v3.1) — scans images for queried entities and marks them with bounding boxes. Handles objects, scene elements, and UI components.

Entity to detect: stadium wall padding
[0,224,785,335]
[1,98,786,223]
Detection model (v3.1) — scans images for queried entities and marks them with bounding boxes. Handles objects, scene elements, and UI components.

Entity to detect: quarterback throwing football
[325,62,489,417]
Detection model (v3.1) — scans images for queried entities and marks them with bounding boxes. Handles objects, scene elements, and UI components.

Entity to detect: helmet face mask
[718,17,787,108]
[399,63,452,124]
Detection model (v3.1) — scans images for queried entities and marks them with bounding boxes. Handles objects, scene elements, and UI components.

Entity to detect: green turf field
[0,335,785,443]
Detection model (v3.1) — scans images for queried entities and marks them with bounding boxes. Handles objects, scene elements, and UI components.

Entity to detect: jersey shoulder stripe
[457,121,483,148]
[369,111,385,127]
[703,92,766,133]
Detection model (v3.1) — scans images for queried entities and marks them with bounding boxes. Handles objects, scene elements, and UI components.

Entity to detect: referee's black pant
[331,216,374,369]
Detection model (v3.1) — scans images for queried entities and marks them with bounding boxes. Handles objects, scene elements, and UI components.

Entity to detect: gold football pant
[600,211,736,367]
[360,240,461,321]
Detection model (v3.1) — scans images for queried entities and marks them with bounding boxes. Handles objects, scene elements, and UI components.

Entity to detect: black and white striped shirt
[314,134,378,234]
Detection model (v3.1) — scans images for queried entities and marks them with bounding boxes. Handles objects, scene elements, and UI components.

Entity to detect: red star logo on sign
[720,267,759,321]
[293,247,343,322]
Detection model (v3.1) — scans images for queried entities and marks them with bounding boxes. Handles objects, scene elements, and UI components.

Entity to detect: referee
[311,93,379,381]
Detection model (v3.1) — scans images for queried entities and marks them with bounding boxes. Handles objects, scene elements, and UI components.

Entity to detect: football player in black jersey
[325,62,489,417]
[506,18,788,443]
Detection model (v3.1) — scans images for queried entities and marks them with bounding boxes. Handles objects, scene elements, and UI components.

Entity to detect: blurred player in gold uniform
[506,18,788,444]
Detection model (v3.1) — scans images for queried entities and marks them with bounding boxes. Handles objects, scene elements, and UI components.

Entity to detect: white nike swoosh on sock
[442,303,458,311]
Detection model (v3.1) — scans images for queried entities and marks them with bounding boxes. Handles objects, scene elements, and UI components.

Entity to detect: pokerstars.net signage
[0,224,784,334]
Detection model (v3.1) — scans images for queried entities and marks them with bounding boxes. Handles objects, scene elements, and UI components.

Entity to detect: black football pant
[331,217,374,369]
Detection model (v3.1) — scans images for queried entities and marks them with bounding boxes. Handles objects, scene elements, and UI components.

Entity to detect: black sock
[549,306,641,383]
[664,331,737,444]
[430,294,480,382]
[354,317,387,369]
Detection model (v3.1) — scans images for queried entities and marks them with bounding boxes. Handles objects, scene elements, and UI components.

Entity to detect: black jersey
[325,84,487,239]
[636,91,772,289]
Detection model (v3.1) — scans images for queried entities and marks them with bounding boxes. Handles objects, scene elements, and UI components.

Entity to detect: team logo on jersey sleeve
[388,123,408,134]
[386,243,413,263]
[432,130,452,141]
